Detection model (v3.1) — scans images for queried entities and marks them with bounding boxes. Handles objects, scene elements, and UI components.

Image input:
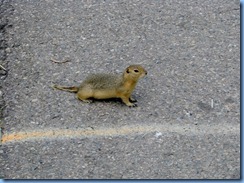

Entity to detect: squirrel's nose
[145,71,147,75]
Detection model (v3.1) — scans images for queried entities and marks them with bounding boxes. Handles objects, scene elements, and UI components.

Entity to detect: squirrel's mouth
[139,73,147,78]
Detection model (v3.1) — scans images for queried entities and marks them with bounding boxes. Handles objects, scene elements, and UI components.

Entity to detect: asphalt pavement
[0,0,240,179]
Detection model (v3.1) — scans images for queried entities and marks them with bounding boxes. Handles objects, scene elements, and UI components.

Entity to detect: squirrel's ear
[126,68,130,73]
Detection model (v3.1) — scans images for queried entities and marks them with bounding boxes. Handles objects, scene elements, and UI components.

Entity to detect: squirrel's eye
[134,69,139,73]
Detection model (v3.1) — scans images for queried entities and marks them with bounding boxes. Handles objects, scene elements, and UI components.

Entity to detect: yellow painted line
[1,125,152,144]
[1,123,239,144]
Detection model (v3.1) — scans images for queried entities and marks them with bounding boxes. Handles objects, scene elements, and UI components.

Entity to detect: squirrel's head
[124,65,147,80]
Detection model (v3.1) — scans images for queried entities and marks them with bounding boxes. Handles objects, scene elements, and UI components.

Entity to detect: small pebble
[5,47,11,53]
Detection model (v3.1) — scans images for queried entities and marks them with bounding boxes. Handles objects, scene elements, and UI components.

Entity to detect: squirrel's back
[80,73,122,90]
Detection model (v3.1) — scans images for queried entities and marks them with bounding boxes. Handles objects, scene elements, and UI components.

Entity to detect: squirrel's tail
[52,84,79,93]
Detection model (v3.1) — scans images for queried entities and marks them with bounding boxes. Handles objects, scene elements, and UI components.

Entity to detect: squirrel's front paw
[127,103,138,107]
[129,97,137,103]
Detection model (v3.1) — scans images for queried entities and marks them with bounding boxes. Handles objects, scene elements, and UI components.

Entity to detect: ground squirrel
[53,65,147,107]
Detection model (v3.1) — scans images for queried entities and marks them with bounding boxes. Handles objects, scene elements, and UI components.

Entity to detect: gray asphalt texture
[0,0,240,179]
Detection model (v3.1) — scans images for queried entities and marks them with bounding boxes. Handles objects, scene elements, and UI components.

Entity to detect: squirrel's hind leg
[76,88,93,103]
